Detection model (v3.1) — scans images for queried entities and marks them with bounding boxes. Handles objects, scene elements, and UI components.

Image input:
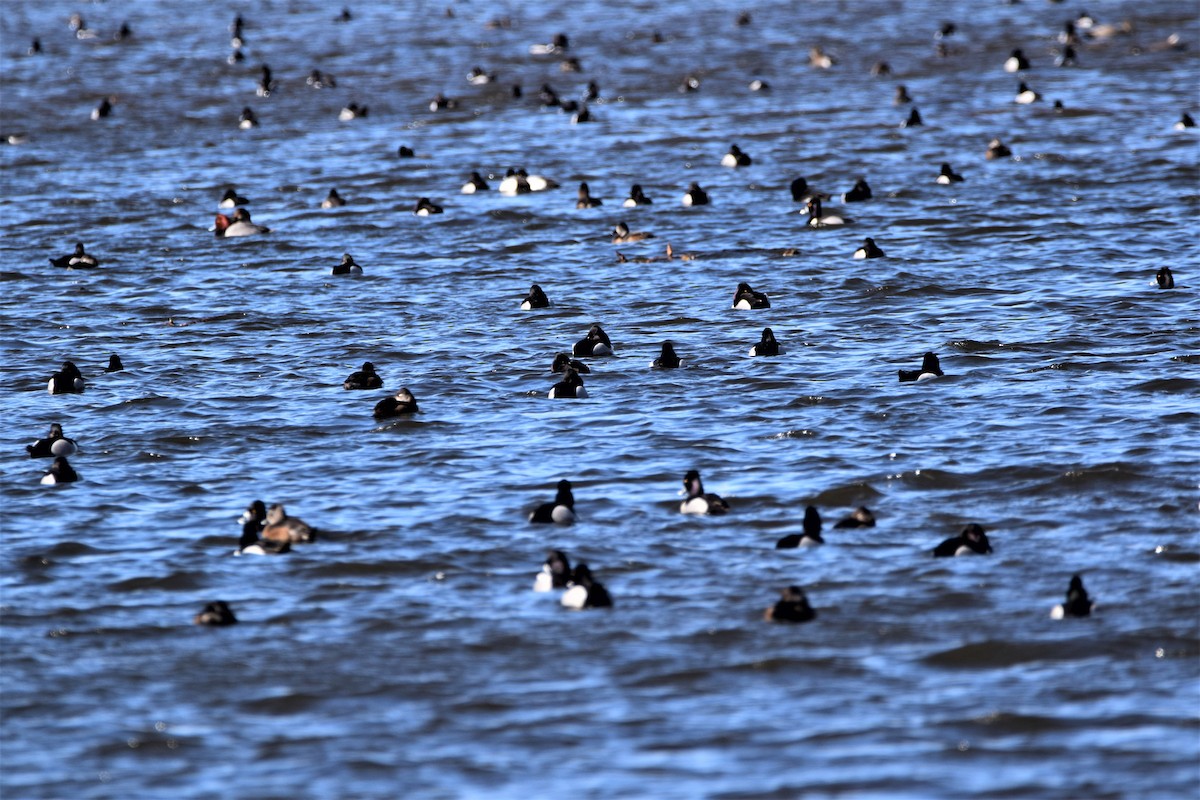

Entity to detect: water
[1,0,1198,797]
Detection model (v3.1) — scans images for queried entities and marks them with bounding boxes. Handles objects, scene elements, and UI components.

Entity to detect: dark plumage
[764,586,816,622]
[652,341,682,369]
[898,352,944,382]
[732,282,770,310]
[529,479,575,524]
[776,506,824,548]
[932,523,992,557]
[521,284,551,309]
[374,388,419,418]
[343,362,383,390]
[833,506,876,529]
[194,601,238,626]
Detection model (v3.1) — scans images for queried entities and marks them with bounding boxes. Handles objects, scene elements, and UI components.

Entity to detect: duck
[238,107,258,129]
[343,361,382,390]
[236,501,291,555]
[461,171,489,194]
[750,327,782,357]
[551,353,589,374]
[732,282,770,310]
[529,480,575,524]
[321,189,347,208]
[843,178,873,202]
[936,163,965,184]
[1174,113,1196,130]
[721,144,752,167]
[611,221,653,243]
[853,238,886,259]
[893,85,912,105]
[338,103,369,121]
[776,506,825,548]
[397,145,416,159]
[681,182,710,207]
[91,97,113,121]
[932,523,992,557]
[764,586,816,622]
[467,66,495,85]
[570,104,591,124]
[808,46,835,69]
[748,79,770,92]
[622,184,653,207]
[215,208,270,237]
[414,197,444,216]
[561,564,613,609]
[529,33,569,56]
[679,75,701,92]
[901,108,923,128]
[1055,46,1077,67]
[498,168,558,195]
[49,242,100,269]
[833,506,876,529]
[26,423,78,458]
[1050,575,1095,619]
[428,93,458,112]
[104,352,121,370]
[538,83,561,107]
[584,81,600,101]
[1155,267,1174,289]
[533,549,572,590]
[680,469,729,515]
[219,188,249,209]
[665,243,695,261]
[256,65,276,97]
[573,324,613,357]
[548,367,587,399]
[1015,82,1040,104]
[576,182,603,208]
[790,177,829,204]
[1003,48,1030,72]
[651,341,684,369]
[521,284,551,309]
[40,456,79,485]
[374,388,420,419]
[332,253,363,275]
[193,601,238,626]
[898,352,943,382]
[48,361,85,394]
[262,504,317,543]
[985,138,1012,160]
[806,198,850,227]
[306,69,336,88]
[521,169,558,192]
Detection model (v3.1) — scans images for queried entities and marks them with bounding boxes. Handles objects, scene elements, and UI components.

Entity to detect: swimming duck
[893,85,912,105]
[561,564,613,609]
[932,523,992,557]
[49,242,100,269]
[749,327,782,357]
[985,138,1012,160]
[529,33,569,56]
[106,354,124,372]
[40,456,79,485]
[238,107,258,129]
[681,182,710,207]
[236,501,290,555]
[1155,267,1174,289]
[193,601,238,626]
[1003,48,1030,73]
[936,163,965,184]
[776,506,825,548]
[576,182,603,208]
[48,361,85,394]
[651,341,684,369]
[584,81,600,101]
[215,208,270,237]
[529,480,575,524]
[414,197,444,216]
[521,284,551,309]
[538,83,561,107]
[623,184,653,207]
[1055,46,1077,67]
[764,586,816,622]
[461,171,489,194]
[1174,113,1196,130]
[843,178,873,202]
[332,253,363,275]
[467,67,495,85]
[809,46,835,69]
[679,75,701,92]
[91,97,112,121]
[611,221,653,243]
[338,103,368,121]
[570,104,591,124]
[721,144,752,167]
[262,504,317,543]
[551,353,590,374]
[1050,574,1095,618]
[397,146,416,158]
[374,388,419,419]
[898,352,943,382]
[749,79,770,91]
[498,168,558,195]
[790,177,829,204]
[806,198,851,227]
[833,506,876,529]
[680,469,729,515]
[548,368,587,399]
[343,361,382,390]
[901,108,923,128]
[732,282,770,309]
[533,549,572,590]
[1015,82,1040,104]
[429,93,458,112]
[573,324,613,357]
[321,189,347,208]
[853,238,886,259]
[306,69,336,88]
[219,188,249,208]
[256,65,275,97]
[26,423,78,458]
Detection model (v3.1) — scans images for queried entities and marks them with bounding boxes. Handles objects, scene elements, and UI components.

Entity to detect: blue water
[1,1,1198,797]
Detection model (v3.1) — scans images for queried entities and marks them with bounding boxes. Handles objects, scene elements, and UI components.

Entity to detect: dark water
[2,0,1198,797]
